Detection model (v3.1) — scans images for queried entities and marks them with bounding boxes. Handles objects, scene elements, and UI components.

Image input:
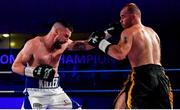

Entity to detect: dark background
[0,0,179,109]
[0,0,179,67]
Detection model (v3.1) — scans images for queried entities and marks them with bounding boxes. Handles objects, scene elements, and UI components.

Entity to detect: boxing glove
[88,22,121,53]
[104,22,122,36]
[25,64,55,82]
[88,31,112,53]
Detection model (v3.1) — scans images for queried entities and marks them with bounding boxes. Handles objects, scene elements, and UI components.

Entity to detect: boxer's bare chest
[32,44,60,66]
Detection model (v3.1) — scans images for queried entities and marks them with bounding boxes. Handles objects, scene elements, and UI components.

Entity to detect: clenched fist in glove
[25,64,55,82]
[88,31,112,53]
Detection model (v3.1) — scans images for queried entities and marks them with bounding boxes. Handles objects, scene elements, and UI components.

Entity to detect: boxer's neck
[43,35,53,50]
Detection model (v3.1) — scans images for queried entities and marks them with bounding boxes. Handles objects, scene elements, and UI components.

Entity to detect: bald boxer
[89,3,173,109]
[11,20,93,109]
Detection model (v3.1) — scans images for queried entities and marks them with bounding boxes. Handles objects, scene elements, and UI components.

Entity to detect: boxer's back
[128,24,161,67]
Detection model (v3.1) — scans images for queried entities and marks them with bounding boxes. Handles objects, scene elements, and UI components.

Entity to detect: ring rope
[0,68,180,74]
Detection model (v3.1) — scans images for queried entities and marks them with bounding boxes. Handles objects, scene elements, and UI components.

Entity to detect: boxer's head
[120,3,141,28]
[51,19,73,49]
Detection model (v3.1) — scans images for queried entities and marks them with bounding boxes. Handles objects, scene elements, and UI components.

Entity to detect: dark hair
[56,19,74,32]
[123,3,141,18]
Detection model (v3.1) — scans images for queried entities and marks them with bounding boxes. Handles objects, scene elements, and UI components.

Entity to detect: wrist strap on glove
[99,39,111,53]
[24,67,34,77]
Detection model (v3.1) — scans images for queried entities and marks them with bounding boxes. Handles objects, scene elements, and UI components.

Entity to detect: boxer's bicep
[107,33,132,60]
[12,42,33,75]
[117,35,132,56]
[20,41,33,64]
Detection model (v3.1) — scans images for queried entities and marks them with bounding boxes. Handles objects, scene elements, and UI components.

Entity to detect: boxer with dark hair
[12,20,93,109]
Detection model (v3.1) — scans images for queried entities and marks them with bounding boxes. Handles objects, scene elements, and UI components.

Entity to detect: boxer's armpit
[124,36,128,44]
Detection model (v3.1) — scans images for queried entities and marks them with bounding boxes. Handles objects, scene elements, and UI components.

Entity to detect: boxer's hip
[25,76,60,88]
[24,76,65,96]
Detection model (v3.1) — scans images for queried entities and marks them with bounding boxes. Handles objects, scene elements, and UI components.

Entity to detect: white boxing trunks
[22,76,81,109]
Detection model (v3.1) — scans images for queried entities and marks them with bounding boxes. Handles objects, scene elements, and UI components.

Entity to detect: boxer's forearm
[107,45,126,60]
[68,40,94,51]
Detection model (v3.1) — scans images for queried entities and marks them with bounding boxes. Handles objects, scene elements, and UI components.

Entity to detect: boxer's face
[54,24,72,44]
[120,8,133,29]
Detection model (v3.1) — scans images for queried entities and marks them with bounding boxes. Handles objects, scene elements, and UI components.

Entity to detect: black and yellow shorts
[126,64,173,109]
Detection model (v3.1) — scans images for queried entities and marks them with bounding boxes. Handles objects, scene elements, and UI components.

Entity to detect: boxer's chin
[52,41,62,50]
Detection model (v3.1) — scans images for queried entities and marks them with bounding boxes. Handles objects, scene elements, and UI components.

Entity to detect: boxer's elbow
[11,63,25,75]
[113,54,126,61]
[108,50,126,60]
[11,63,18,73]
[116,51,127,60]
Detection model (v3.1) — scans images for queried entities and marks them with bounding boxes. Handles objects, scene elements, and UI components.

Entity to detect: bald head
[122,3,141,18]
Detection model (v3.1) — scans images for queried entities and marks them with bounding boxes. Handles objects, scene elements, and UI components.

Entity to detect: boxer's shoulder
[25,36,42,48]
